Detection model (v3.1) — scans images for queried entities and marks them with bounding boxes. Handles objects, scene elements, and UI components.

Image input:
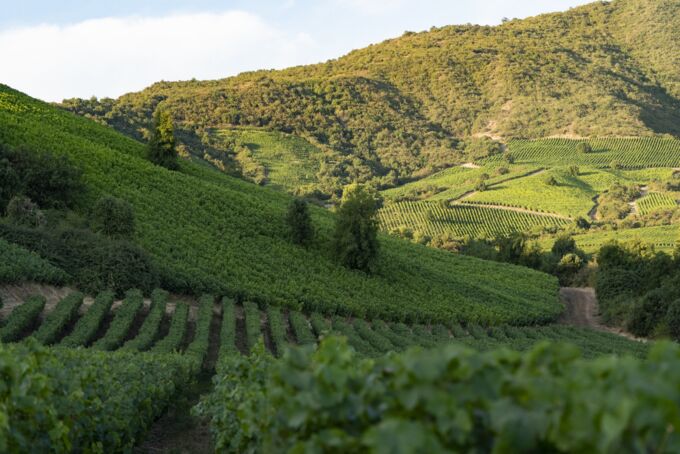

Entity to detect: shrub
[576,142,592,153]
[497,166,510,175]
[552,234,577,257]
[568,165,580,177]
[628,288,669,337]
[5,196,45,227]
[667,299,680,341]
[90,196,135,237]
[0,143,82,212]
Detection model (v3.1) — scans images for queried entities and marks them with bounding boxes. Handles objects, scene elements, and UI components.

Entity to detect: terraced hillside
[378,139,680,242]
[0,288,647,360]
[538,224,680,254]
[0,84,561,326]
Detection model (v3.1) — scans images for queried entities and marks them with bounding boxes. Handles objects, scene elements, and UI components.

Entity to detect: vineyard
[378,200,569,238]
[637,192,678,215]
[500,137,680,168]
[538,224,680,253]
[212,128,324,193]
[0,85,564,327]
[0,288,646,359]
[0,286,654,451]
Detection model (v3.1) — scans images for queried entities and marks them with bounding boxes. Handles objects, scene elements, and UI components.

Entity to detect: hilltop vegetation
[61,0,680,198]
[0,84,560,325]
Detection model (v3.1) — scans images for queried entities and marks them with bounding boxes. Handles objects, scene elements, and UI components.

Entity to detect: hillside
[0,84,561,326]
[61,0,680,197]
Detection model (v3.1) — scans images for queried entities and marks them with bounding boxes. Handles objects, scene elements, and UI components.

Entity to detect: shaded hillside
[61,0,680,197]
[0,84,560,325]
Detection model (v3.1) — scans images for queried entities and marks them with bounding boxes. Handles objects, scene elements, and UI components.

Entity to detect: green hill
[0,84,560,325]
[61,0,680,197]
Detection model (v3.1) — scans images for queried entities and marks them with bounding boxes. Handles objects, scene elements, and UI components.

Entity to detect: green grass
[501,138,680,168]
[214,128,324,193]
[379,201,569,239]
[0,84,561,326]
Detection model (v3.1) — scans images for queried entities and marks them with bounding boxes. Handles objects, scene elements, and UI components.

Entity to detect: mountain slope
[61,0,680,197]
[0,84,560,325]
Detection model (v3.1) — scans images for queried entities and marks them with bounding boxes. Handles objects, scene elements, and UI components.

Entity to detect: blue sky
[0,0,593,101]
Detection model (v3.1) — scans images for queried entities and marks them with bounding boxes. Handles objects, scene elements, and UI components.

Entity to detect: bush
[0,143,82,212]
[5,196,45,227]
[667,299,680,341]
[568,165,580,177]
[497,166,510,175]
[628,288,669,337]
[0,224,158,296]
[285,199,313,246]
[544,175,558,186]
[551,234,576,257]
[576,142,592,153]
[90,196,135,237]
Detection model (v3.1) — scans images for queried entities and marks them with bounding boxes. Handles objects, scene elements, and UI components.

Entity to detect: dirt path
[588,195,600,221]
[629,185,649,216]
[559,287,643,341]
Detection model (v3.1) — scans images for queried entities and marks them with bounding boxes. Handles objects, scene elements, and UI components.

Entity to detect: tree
[551,234,576,257]
[333,184,380,272]
[568,165,580,177]
[91,196,135,238]
[147,107,179,170]
[286,199,313,246]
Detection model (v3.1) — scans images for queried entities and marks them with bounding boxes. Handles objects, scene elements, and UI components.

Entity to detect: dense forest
[61,0,680,198]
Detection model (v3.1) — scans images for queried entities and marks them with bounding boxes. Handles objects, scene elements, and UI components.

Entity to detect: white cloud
[335,0,406,15]
[0,11,320,101]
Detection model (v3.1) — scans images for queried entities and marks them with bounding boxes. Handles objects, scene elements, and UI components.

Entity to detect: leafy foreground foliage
[0,84,561,326]
[0,340,193,453]
[197,336,680,453]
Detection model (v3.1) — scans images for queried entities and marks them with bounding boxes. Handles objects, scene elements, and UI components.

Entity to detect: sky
[0,0,594,102]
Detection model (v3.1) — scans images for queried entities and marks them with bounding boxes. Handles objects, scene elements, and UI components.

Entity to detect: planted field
[214,128,324,193]
[382,164,540,202]
[637,192,678,215]
[538,224,680,253]
[502,138,680,168]
[0,85,562,327]
[379,200,569,239]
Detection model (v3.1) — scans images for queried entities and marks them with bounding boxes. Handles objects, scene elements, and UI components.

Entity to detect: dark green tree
[333,184,381,272]
[91,196,135,238]
[147,107,179,170]
[286,199,313,246]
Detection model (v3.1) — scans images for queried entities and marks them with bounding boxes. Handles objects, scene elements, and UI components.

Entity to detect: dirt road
[559,287,643,341]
